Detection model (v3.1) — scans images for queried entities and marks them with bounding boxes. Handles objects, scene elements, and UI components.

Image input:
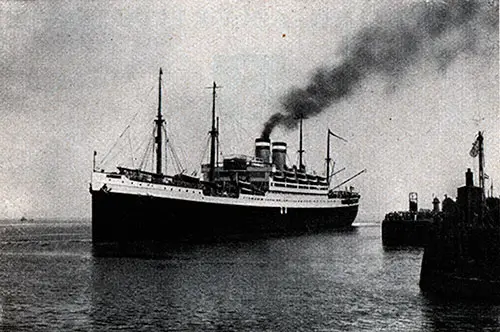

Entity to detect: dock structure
[420,132,500,301]
[382,192,436,247]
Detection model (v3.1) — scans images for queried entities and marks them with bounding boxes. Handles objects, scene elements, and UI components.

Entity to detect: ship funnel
[255,138,271,163]
[272,142,287,171]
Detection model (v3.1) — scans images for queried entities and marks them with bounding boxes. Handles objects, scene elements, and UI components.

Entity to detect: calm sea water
[0,219,499,331]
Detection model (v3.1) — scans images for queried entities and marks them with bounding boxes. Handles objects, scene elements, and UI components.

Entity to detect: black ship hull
[91,191,359,244]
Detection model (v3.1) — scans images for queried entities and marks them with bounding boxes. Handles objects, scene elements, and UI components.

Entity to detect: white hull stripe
[91,172,358,209]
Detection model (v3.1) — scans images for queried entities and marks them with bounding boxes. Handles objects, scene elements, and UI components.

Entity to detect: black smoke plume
[261,0,498,139]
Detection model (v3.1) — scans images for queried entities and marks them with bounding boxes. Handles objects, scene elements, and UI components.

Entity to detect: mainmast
[326,129,331,185]
[208,82,219,182]
[326,129,347,186]
[298,115,304,171]
[155,68,165,175]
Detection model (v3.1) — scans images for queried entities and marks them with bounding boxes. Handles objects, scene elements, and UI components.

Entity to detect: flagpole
[478,131,485,195]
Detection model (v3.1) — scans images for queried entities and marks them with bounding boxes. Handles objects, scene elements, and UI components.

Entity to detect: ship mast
[326,129,347,186]
[298,114,304,171]
[326,130,331,185]
[155,68,165,175]
[208,82,219,182]
[216,116,220,166]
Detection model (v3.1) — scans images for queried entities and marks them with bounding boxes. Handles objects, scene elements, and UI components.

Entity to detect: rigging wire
[99,124,131,166]
[163,127,195,174]
[139,128,155,170]
[138,138,152,171]
[152,127,156,173]
[163,126,185,174]
[127,130,135,168]
[176,142,192,173]
[199,134,211,167]
[101,141,126,170]
[168,143,184,174]
[225,115,254,143]
[98,84,155,168]
[216,108,254,154]
[133,133,153,166]
[163,124,168,174]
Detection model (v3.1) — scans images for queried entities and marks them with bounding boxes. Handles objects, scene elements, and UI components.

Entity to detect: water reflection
[91,226,358,259]
[87,228,362,331]
[89,240,273,330]
[4,221,500,331]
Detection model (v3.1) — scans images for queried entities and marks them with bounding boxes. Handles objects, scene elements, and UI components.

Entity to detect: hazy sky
[1,0,498,220]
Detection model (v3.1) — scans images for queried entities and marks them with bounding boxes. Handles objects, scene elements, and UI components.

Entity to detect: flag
[469,137,480,157]
[328,129,347,142]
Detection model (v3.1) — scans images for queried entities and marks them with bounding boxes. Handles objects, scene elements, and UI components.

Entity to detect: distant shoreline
[0,218,379,227]
[0,217,91,224]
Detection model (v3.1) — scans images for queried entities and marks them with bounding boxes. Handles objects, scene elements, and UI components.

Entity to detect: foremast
[155,68,165,175]
[208,82,219,182]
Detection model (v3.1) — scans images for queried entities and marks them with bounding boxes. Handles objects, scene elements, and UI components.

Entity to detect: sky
[1,0,498,221]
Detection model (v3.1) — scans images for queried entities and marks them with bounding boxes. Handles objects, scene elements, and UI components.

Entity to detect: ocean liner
[90,69,363,243]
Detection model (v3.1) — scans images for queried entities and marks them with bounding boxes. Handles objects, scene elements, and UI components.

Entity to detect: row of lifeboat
[272,169,328,186]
